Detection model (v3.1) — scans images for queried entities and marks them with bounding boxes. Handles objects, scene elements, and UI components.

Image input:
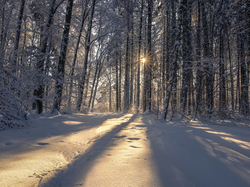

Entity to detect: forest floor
[1,112,250,187]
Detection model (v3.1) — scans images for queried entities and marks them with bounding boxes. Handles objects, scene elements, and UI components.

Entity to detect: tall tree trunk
[36,0,56,114]
[219,27,226,112]
[146,0,153,112]
[0,1,13,69]
[83,62,92,106]
[171,0,177,114]
[130,16,134,108]
[52,0,74,113]
[88,60,100,109]
[227,31,234,111]
[91,61,103,111]
[119,49,122,111]
[136,0,143,113]
[195,0,202,116]
[77,0,96,111]
[68,3,89,109]
[124,0,131,112]
[0,0,7,66]
[88,41,101,109]
[116,46,119,112]
[143,11,147,112]
[239,38,249,114]
[162,15,166,106]
[109,62,112,112]
[239,8,249,114]
[247,0,250,54]
[201,0,213,117]
[0,0,5,47]
[12,0,25,72]
[181,0,192,114]
[163,0,184,119]
[237,42,240,110]
[163,7,170,107]
[246,0,250,105]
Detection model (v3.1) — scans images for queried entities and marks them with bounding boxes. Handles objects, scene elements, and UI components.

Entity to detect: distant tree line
[0,0,249,125]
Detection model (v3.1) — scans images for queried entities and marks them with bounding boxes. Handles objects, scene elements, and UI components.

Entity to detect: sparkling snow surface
[1,113,250,187]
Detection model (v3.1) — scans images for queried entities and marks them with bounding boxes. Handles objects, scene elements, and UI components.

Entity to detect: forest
[0,0,250,125]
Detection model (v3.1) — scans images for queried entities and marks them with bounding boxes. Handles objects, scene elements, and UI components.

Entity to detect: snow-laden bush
[0,68,34,129]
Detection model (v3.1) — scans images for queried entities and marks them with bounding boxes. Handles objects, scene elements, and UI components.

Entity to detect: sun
[142,58,146,63]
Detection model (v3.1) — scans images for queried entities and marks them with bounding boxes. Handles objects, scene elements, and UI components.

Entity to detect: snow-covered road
[42,114,162,187]
[1,113,250,187]
[145,116,250,187]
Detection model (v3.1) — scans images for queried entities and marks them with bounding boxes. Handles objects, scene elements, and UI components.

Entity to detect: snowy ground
[1,113,250,187]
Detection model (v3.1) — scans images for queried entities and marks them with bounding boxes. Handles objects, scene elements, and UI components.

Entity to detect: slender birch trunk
[91,61,103,111]
[68,3,89,108]
[88,60,100,109]
[77,0,96,111]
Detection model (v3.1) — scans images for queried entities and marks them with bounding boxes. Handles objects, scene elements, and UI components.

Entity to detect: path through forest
[1,113,250,187]
[41,114,162,187]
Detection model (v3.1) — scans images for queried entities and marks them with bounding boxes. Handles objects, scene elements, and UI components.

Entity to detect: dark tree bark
[162,15,166,105]
[130,15,134,108]
[52,0,74,113]
[219,27,226,112]
[239,7,249,114]
[36,0,57,114]
[0,0,12,70]
[180,0,192,114]
[109,59,112,112]
[163,0,184,119]
[143,18,147,112]
[115,44,119,112]
[77,0,96,111]
[12,0,25,72]
[195,0,202,116]
[88,60,100,109]
[201,0,213,117]
[171,0,177,113]
[247,0,250,53]
[91,60,103,111]
[124,0,131,112]
[136,0,143,113]
[227,30,234,111]
[146,0,153,112]
[68,1,89,108]
[0,0,6,53]
[118,49,122,111]
[83,62,92,106]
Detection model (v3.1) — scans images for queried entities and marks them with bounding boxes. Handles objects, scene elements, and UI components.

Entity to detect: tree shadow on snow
[143,117,250,187]
[39,114,137,187]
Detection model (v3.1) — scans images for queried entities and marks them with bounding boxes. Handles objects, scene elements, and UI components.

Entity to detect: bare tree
[77,0,96,111]
[52,0,74,113]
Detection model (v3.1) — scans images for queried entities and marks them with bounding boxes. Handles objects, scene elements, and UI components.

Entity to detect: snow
[0,113,130,187]
[1,113,250,187]
[146,116,250,187]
